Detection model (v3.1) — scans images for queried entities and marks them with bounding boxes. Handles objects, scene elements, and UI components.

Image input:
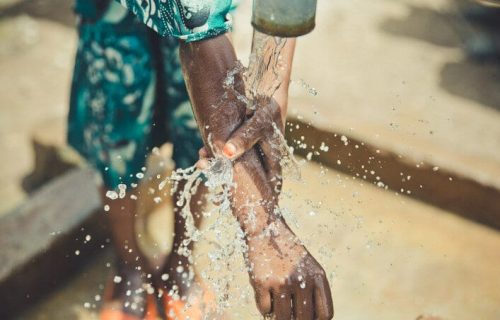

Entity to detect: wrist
[244,216,289,243]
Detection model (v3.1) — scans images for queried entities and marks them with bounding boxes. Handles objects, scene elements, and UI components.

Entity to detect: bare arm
[179,34,274,235]
[221,32,296,162]
[180,34,333,320]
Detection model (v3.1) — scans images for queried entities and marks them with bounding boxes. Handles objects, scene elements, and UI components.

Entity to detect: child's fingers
[293,287,314,320]
[223,99,281,160]
[272,289,292,320]
[255,286,273,316]
[195,159,210,170]
[259,139,282,194]
[198,147,209,159]
[314,277,334,320]
[223,115,265,160]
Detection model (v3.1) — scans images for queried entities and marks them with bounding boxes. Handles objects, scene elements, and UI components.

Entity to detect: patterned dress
[68,0,236,189]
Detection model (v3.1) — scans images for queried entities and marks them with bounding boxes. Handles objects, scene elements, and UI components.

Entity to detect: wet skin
[101,189,154,317]
[198,97,285,194]
[156,180,209,298]
[101,181,209,316]
[179,34,334,320]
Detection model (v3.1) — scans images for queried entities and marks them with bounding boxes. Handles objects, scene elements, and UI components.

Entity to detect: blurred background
[1,0,499,319]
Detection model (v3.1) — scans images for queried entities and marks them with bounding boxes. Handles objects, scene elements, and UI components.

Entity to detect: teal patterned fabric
[68,1,216,189]
[116,0,234,42]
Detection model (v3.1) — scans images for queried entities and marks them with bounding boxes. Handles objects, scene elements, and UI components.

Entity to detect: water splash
[291,78,319,96]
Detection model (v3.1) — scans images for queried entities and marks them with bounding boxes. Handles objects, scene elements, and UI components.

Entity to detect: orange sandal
[100,276,160,320]
[162,283,217,320]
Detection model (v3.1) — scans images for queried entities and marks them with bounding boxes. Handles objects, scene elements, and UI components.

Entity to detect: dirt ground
[1,0,500,319]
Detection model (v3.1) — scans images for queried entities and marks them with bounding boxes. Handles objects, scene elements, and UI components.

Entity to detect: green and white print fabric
[116,0,234,42]
[68,1,211,189]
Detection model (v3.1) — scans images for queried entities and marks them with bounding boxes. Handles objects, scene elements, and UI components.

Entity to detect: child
[69,0,333,319]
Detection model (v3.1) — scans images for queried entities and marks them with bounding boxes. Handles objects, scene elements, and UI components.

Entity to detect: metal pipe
[251,0,317,37]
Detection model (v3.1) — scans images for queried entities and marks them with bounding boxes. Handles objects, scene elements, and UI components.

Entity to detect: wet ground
[1,0,500,319]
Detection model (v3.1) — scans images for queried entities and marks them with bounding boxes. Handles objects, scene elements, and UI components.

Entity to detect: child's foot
[100,265,159,320]
[157,253,217,320]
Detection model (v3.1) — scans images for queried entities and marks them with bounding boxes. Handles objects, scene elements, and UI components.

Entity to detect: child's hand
[246,219,334,320]
[221,97,284,161]
[196,97,284,193]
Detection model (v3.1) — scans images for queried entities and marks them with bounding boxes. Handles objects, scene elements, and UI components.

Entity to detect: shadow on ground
[441,60,500,110]
[379,4,462,47]
[380,3,500,111]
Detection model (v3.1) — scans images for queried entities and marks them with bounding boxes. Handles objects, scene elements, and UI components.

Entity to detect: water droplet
[105,191,118,200]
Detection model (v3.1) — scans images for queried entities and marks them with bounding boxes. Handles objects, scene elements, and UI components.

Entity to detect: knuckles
[254,273,324,292]
[252,270,333,319]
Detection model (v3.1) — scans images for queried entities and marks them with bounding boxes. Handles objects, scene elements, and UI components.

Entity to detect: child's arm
[196,34,295,189]
[113,0,333,317]
[221,34,295,162]
[179,34,333,320]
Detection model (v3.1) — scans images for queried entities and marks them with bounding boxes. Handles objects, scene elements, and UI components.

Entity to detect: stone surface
[289,0,500,190]
[0,168,107,318]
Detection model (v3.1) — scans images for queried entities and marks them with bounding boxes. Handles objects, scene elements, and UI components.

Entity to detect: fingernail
[223,143,237,158]
[196,159,209,170]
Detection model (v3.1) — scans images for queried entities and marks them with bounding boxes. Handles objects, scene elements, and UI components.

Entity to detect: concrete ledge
[286,117,500,230]
[0,168,107,319]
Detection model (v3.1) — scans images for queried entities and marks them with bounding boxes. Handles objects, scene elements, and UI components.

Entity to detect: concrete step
[0,168,107,319]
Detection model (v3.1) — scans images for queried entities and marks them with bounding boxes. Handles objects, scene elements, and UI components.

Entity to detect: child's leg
[69,1,161,317]
[154,36,212,309]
